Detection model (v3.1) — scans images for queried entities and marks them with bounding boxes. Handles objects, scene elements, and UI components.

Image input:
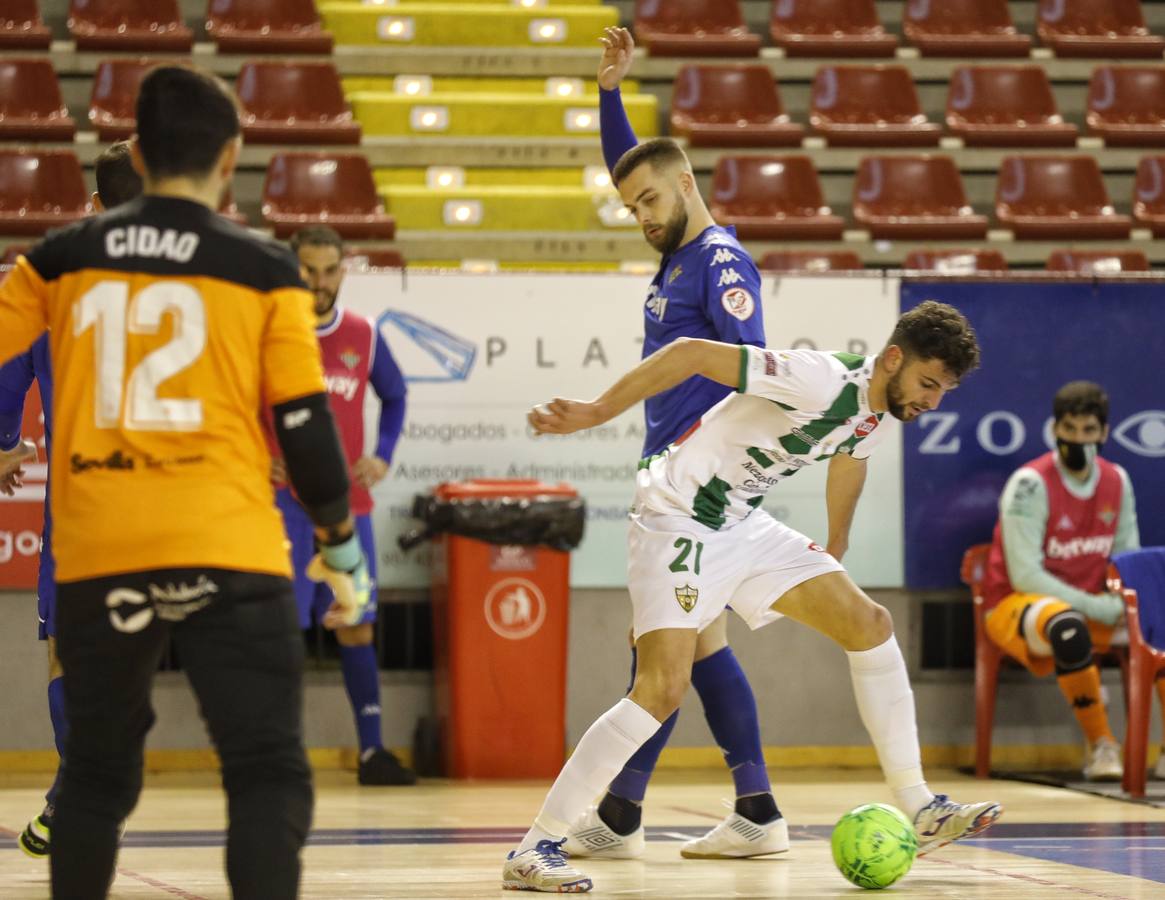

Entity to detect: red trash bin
[428,479,580,779]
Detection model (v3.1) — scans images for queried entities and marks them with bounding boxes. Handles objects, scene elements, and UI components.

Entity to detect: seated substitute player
[0,138,145,860]
[0,66,371,899]
[270,225,414,786]
[503,302,1003,892]
[562,27,788,861]
[981,381,1141,781]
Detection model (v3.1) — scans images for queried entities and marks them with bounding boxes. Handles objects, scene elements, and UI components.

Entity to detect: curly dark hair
[888,300,980,381]
[1053,381,1108,427]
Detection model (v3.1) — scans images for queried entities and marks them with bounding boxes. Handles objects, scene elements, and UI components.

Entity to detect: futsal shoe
[1083,737,1123,782]
[562,805,645,859]
[18,812,51,858]
[358,748,417,786]
[680,811,789,859]
[502,839,593,893]
[913,794,1003,855]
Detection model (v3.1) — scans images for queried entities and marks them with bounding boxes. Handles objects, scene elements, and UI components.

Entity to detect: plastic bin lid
[434,479,577,501]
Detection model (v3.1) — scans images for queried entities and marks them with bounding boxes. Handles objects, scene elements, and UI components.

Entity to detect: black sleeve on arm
[272,392,351,529]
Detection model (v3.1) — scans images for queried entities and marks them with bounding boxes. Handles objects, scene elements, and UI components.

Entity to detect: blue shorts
[275,488,378,629]
[37,527,56,640]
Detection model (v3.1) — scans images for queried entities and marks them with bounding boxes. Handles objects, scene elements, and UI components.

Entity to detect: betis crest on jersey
[340,348,362,370]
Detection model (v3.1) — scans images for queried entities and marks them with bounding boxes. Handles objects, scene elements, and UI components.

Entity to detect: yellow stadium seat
[374,167,614,190]
[379,185,637,231]
[343,76,639,98]
[319,3,617,47]
[391,0,603,5]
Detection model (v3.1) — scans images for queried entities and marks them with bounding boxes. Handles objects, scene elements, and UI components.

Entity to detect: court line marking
[115,868,208,900]
[922,855,1135,900]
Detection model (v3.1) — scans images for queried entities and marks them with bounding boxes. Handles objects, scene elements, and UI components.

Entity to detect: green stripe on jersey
[833,352,866,371]
[736,345,749,393]
[778,383,860,456]
[692,474,732,530]
[746,447,774,469]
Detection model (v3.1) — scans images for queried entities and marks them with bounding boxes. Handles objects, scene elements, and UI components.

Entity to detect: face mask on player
[1056,437,1099,473]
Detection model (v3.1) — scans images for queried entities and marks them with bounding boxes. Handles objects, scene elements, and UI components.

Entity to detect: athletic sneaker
[358,748,417,786]
[913,794,1002,855]
[680,810,789,859]
[502,839,592,893]
[1083,737,1123,782]
[562,805,645,859]
[18,812,51,859]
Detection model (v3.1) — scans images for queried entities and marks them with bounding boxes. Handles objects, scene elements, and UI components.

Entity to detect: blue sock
[339,644,382,756]
[692,647,771,799]
[607,647,679,803]
[46,676,68,809]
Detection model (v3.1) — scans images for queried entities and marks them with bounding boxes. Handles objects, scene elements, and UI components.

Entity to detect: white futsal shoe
[913,794,1003,855]
[562,805,645,859]
[503,839,593,893]
[1083,737,1123,782]
[680,806,790,859]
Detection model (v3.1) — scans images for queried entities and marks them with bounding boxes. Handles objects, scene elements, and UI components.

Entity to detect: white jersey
[634,347,894,531]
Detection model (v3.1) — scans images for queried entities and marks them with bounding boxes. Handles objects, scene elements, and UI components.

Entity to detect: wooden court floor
[1,766,1162,899]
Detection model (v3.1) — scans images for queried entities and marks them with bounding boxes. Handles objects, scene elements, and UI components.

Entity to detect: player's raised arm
[598,26,638,174]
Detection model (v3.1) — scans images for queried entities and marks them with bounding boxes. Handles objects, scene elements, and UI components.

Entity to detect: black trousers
[51,569,313,900]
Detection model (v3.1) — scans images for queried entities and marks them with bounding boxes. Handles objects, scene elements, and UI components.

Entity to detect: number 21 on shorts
[668,537,704,575]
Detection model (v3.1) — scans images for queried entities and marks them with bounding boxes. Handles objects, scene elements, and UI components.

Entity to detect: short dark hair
[94,140,142,209]
[1053,381,1108,427]
[135,65,240,181]
[289,225,344,257]
[611,137,690,187]
[888,300,980,381]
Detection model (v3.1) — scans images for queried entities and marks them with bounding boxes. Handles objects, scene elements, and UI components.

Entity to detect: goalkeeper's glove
[307,533,372,629]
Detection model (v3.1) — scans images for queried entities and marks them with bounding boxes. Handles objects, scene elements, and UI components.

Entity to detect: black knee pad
[1046,609,1093,675]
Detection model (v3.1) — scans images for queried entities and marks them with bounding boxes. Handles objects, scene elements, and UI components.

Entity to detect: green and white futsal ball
[830,803,918,890]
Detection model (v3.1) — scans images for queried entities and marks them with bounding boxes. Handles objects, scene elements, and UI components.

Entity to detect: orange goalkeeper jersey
[0,195,325,582]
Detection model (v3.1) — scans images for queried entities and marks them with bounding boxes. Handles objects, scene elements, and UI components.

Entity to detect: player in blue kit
[560,27,786,862]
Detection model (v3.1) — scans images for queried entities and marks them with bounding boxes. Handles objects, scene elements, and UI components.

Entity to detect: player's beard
[313,288,337,318]
[644,192,689,256]
[885,369,914,422]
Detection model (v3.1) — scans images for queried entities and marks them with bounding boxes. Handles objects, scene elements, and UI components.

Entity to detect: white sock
[517,698,661,852]
[847,635,934,818]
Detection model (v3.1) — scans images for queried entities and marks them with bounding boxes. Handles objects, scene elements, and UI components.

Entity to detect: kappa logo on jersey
[646,289,669,322]
[668,265,683,285]
[1046,534,1115,560]
[1056,513,1075,531]
[721,287,754,321]
[855,415,879,438]
[325,374,360,402]
[710,248,739,267]
[717,268,745,288]
[339,348,362,371]
[674,584,698,612]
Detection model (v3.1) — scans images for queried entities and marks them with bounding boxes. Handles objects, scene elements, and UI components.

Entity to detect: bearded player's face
[885,356,958,422]
[618,163,690,257]
[297,244,344,317]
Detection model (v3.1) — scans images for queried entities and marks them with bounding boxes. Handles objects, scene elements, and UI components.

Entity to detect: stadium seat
[633,0,760,57]
[379,185,636,231]
[946,66,1079,148]
[903,0,1031,57]
[902,249,1009,272]
[669,65,803,148]
[206,0,334,54]
[68,0,193,52]
[218,188,247,226]
[0,149,90,237]
[995,156,1131,239]
[262,153,396,240]
[345,76,634,98]
[0,0,52,50]
[1133,156,1165,236]
[853,156,987,240]
[757,250,862,272]
[810,65,941,147]
[237,61,361,145]
[1,244,32,265]
[345,248,406,270]
[709,156,844,240]
[0,59,77,142]
[770,0,898,58]
[1037,0,1165,58]
[1086,67,1165,147]
[89,59,160,142]
[1046,248,1150,272]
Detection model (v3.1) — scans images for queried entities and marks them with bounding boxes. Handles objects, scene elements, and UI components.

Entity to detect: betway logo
[325,374,360,402]
[1045,534,1115,560]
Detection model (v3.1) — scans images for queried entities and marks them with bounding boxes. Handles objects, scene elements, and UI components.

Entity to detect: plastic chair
[205,0,333,54]
[1087,67,1165,147]
[0,149,90,236]
[0,59,77,142]
[68,0,193,52]
[709,156,845,240]
[237,61,361,146]
[903,248,1009,272]
[996,156,1131,239]
[770,0,898,58]
[903,0,1031,57]
[853,155,988,240]
[0,0,52,50]
[961,545,1004,779]
[1037,0,1165,58]
[946,66,1079,148]
[1133,156,1165,236]
[262,153,396,240]
[1046,248,1149,273]
[88,58,163,141]
[758,250,862,272]
[670,65,803,148]
[810,65,941,147]
[633,0,760,58]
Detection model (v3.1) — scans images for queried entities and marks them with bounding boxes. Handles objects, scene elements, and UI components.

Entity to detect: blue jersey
[641,225,765,457]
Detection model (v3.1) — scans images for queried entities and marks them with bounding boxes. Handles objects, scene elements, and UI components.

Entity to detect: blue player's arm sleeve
[600,87,638,175]
[369,330,407,463]
[703,249,766,348]
[0,350,35,451]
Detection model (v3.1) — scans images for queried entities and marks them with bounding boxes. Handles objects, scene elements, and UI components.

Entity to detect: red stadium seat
[1,244,33,265]
[996,155,1131,239]
[853,156,987,240]
[903,0,1031,57]
[262,153,396,240]
[1037,0,1165,59]
[770,0,898,58]
[89,59,162,142]
[0,0,52,50]
[946,66,1078,148]
[68,0,193,52]
[345,248,406,270]
[0,59,77,142]
[710,156,845,241]
[633,0,760,58]
[903,248,1009,272]
[0,149,90,237]
[1087,67,1165,147]
[669,65,803,148]
[1133,155,1165,236]
[1046,248,1149,272]
[237,61,361,146]
[205,0,334,55]
[758,250,862,272]
[810,65,941,147]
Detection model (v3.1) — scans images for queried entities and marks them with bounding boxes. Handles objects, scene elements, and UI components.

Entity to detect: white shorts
[627,508,845,640]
